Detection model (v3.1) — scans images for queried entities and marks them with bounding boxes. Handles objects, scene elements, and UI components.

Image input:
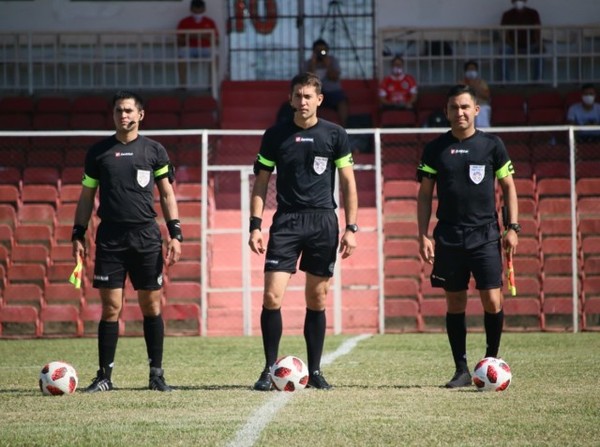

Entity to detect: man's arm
[499,174,519,254]
[72,185,97,260]
[248,169,271,255]
[338,165,358,259]
[157,176,181,266]
[417,177,435,264]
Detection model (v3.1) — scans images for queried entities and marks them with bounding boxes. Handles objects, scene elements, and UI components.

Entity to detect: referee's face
[290,84,323,123]
[446,92,479,134]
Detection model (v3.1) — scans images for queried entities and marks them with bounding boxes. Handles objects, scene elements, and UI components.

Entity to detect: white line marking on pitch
[227,334,372,447]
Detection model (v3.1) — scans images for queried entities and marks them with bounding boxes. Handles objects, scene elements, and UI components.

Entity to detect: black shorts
[93,222,164,290]
[265,210,339,277]
[430,221,502,292]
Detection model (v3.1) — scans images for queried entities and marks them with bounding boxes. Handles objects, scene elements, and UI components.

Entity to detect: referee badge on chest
[313,156,328,175]
[469,165,485,184]
[137,169,151,187]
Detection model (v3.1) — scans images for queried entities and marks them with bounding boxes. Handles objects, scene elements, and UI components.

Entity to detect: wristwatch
[507,223,521,234]
[346,224,359,233]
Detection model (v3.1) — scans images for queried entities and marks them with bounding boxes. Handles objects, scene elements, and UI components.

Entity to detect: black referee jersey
[82,135,171,224]
[255,118,353,211]
[417,130,514,227]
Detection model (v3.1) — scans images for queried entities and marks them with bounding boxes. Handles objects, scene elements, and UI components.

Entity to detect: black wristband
[249,216,262,232]
[167,219,183,242]
[71,224,87,243]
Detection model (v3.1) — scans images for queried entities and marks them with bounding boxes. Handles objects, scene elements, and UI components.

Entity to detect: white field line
[227,334,372,447]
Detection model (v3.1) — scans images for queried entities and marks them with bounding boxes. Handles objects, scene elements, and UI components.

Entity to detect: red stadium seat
[493,93,526,111]
[164,281,201,303]
[379,109,417,127]
[2,283,44,306]
[0,96,35,114]
[527,91,563,110]
[0,305,40,338]
[10,244,49,266]
[146,96,181,113]
[32,113,70,130]
[22,167,60,185]
[21,184,59,206]
[383,180,419,200]
[0,185,19,206]
[44,283,84,306]
[39,304,82,337]
[182,95,218,112]
[6,262,46,286]
[18,203,55,226]
[180,111,218,129]
[142,112,180,129]
[72,95,110,114]
[582,298,600,331]
[167,261,201,282]
[69,113,107,130]
[14,224,53,247]
[163,303,201,336]
[384,299,422,332]
[504,298,543,331]
[0,205,17,229]
[175,183,202,202]
[36,96,71,113]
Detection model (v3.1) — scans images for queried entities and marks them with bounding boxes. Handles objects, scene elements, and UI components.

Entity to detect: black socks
[484,309,504,358]
[304,308,326,374]
[446,312,468,372]
[260,306,282,368]
[144,314,165,369]
[98,320,119,380]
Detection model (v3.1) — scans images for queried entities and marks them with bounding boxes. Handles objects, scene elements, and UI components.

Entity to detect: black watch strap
[507,223,521,233]
[346,224,359,233]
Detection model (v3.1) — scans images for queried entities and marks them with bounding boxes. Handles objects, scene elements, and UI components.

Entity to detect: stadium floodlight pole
[318,0,368,81]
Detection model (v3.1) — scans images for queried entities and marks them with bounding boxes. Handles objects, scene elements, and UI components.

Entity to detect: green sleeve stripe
[418,163,437,175]
[496,160,515,179]
[82,174,99,188]
[335,153,354,168]
[257,154,276,168]
[154,164,169,177]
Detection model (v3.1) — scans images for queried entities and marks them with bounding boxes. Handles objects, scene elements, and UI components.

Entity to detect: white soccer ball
[270,355,309,392]
[473,357,512,392]
[39,361,78,395]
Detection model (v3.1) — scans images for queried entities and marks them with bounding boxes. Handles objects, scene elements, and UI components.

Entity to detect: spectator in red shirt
[378,56,418,110]
[177,0,219,86]
[500,0,543,81]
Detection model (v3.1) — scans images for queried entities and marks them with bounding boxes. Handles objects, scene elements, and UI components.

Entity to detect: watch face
[346,224,358,233]
[510,224,521,233]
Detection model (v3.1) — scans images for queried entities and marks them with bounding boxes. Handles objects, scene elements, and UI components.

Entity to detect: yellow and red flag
[69,256,83,289]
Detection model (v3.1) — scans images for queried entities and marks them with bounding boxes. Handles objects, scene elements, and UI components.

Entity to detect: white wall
[376,0,600,28]
[0,0,597,32]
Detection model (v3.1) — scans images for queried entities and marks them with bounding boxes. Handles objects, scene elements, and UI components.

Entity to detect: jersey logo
[137,169,151,187]
[469,165,485,184]
[313,156,328,175]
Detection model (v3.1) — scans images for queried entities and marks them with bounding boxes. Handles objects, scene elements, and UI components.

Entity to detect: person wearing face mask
[378,55,418,110]
[567,84,600,143]
[500,0,542,81]
[177,0,219,87]
[461,61,491,128]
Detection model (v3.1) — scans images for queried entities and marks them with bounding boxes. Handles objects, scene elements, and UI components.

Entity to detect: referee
[249,72,358,390]
[72,91,182,393]
[417,84,519,388]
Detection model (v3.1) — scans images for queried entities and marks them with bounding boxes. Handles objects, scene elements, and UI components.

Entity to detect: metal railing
[378,25,600,87]
[0,30,218,96]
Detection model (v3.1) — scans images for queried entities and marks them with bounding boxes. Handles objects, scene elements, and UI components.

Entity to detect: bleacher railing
[0,30,218,97]
[378,25,600,87]
[1,126,599,336]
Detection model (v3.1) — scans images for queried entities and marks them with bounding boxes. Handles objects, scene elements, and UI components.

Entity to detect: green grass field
[1,333,598,447]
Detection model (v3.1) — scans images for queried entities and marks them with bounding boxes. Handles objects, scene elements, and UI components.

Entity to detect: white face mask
[192,13,204,22]
[392,67,404,76]
[514,1,525,10]
[582,94,596,106]
[465,70,478,80]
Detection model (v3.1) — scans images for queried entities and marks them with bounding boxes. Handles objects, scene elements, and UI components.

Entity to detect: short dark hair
[581,83,595,91]
[446,84,478,102]
[290,72,322,95]
[391,55,404,65]
[463,60,479,71]
[191,0,205,9]
[312,38,328,50]
[112,90,144,110]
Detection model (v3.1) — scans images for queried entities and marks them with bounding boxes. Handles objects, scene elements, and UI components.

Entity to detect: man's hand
[165,239,181,266]
[249,230,265,255]
[419,235,435,264]
[338,231,357,259]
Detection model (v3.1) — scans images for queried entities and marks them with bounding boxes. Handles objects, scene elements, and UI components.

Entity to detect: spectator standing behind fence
[177,0,219,87]
[304,39,349,126]
[461,61,491,128]
[378,55,418,110]
[567,83,600,142]
[500,0,542,81]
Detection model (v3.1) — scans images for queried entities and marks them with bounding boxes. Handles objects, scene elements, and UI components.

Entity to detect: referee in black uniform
[72,91,182,393]
[249,72,358,390]
[417,85,519,388]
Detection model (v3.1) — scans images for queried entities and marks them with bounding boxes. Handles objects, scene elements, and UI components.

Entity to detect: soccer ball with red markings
[39,361,78,395]
[473,357,512,392]
[270,355,309,392]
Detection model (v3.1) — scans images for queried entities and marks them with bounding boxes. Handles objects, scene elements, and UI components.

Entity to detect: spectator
[177,0,219,87]
[304,38,349,126]
[500,0,542,81]
[567,84,600,142]
[461,60,491,128]
[378,55,418,110]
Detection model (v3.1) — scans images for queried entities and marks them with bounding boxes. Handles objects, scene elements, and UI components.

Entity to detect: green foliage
[0,333,598,447]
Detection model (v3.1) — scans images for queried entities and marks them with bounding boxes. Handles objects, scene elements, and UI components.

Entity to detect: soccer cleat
[253,367,273,391]
[83,370,113,393]
[307,370,332,390]
[148,367,173,392]
[445,369,472,388]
